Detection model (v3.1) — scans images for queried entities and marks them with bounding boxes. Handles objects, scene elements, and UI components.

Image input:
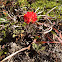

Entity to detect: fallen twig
[38,15,47,17]
[1,39,37,62]
[55,35,62,43]
[47,18,52,24]
[43,26,53,34]
[37,11,44,14]
[1,45,31,62]
[35,7,40,13]
[53,27,62,39]
[46,6,57,15]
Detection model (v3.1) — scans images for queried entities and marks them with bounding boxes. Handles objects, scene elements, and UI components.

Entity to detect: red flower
[24,11,37,24]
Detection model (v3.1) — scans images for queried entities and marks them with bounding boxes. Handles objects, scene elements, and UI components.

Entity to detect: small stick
[43,27,52,34]
[55,35,62,43]
[47,18,53,24]
[46,6,57,15]
[1,45,31,62]
[38,15,47,16]
[12,25,22,28]
[35,7,40,13]
[37,11,44,14]
[1,39,36,62]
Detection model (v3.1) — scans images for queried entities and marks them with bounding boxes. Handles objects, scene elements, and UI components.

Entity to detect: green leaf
[22,22,27,27]
[0,50,3,56]
[51,31,56,35]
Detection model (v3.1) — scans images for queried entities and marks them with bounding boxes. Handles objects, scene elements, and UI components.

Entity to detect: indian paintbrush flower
[24,11,37,24]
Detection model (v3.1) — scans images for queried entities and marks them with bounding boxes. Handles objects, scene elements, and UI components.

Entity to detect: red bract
[24,11,37,24]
